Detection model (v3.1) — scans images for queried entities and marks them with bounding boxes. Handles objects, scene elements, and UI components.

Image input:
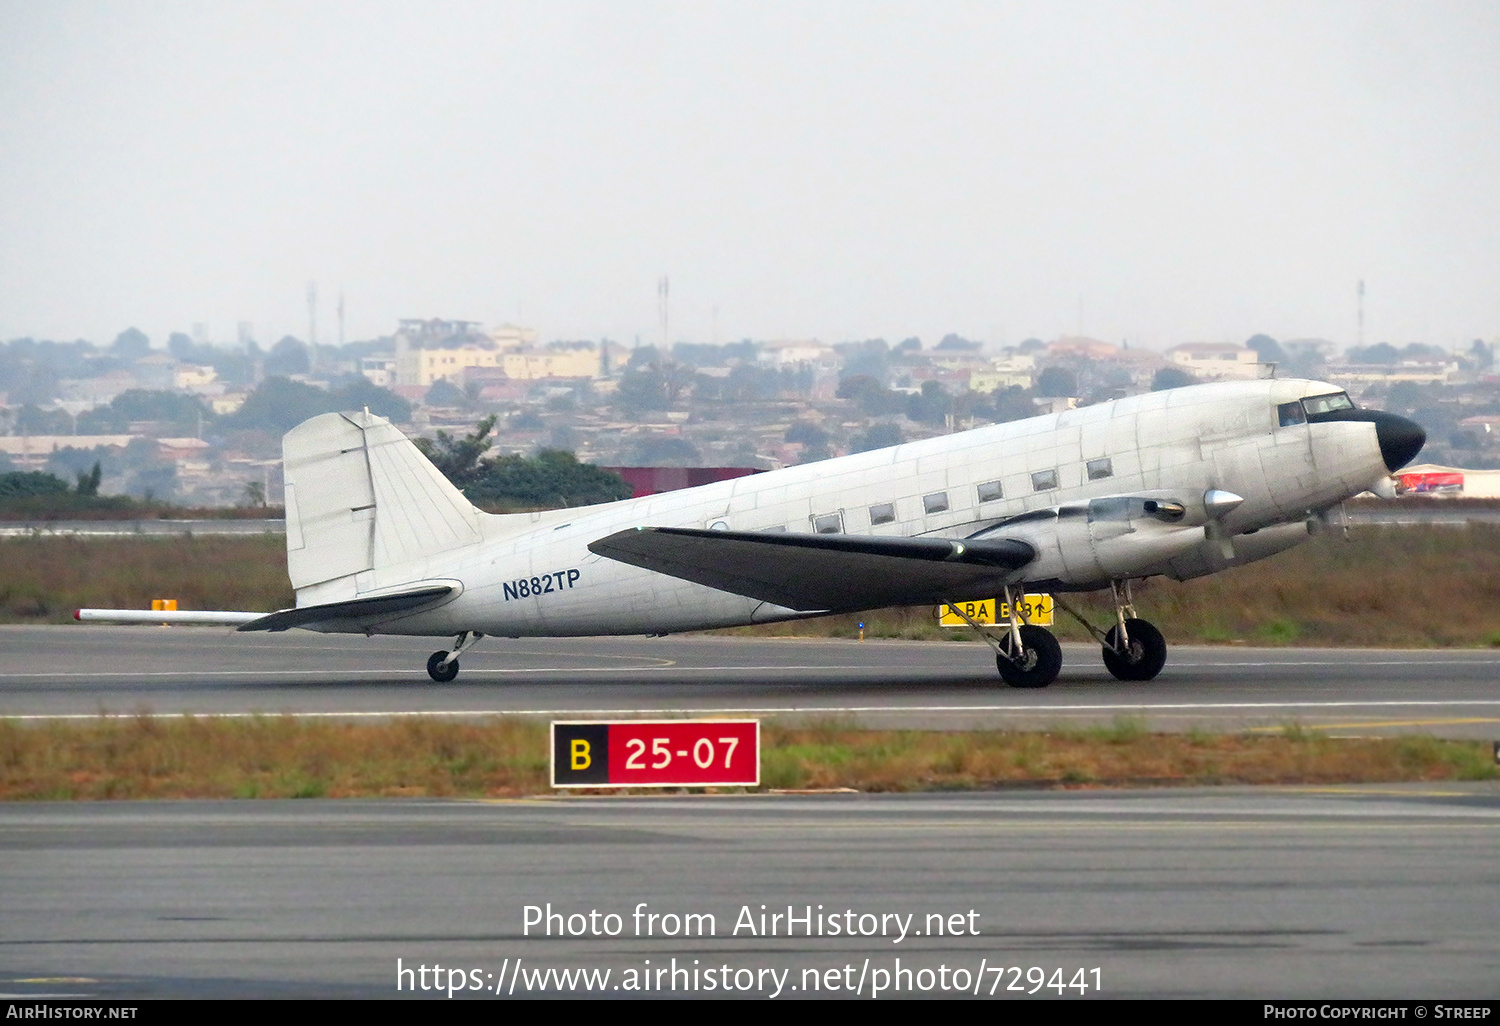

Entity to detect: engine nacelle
[1163,519,1313,582]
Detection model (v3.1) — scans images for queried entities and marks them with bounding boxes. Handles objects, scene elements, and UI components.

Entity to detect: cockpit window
[1302,392,1354,416]
[1277,401,1306,427]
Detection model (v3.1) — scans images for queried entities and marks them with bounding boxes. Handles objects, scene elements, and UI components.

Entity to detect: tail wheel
[1102,618,1167,681]
[996,624,1062,689]
[427,651,459,683]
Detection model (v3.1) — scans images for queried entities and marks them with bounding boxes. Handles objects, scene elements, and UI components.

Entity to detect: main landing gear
[947,585,1064,688]
[426,630,483,682]
[1055,580,1167,682]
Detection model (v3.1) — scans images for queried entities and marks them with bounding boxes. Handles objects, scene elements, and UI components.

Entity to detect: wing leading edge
[588,527,1035,612]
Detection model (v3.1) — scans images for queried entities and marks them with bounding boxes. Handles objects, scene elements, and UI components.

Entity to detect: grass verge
[0,716,1492,800]
[0,535,293,620]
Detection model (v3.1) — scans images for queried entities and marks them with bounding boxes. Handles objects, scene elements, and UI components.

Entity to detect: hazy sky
[1,1,1496,351]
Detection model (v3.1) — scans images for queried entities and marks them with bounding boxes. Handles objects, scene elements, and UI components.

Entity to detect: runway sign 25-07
[551,720,760,788]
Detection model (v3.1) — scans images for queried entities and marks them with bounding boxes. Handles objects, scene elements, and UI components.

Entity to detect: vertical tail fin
[282,411,481,595]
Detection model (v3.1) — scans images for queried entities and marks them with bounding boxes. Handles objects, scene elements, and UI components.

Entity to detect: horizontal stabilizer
[74,609,264,626]
[588,527,1034,612]
[236,585,454,633]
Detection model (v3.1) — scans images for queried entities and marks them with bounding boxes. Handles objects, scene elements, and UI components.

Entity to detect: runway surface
[2,626,1498,736]
[1,787,1497,999]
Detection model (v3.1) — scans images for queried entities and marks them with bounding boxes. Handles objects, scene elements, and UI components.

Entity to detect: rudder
[282,411,481,595]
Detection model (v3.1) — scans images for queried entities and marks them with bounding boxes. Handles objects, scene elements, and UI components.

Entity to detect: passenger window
[1086,458,1113,481]
[812,513,843,534]
[868,502,896,526]
[1031,469,1059,492]
[922,492,949,514]
[977,480,1003,502]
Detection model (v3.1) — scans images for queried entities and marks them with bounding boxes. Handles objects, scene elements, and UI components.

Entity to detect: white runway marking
[8,698,1500,721]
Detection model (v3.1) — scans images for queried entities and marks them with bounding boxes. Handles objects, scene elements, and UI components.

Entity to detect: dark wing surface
[237,585,454,632]
[588,527,1034,612]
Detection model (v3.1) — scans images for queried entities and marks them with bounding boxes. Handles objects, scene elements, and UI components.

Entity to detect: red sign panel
[551,720,759,788]
[1397,471,1463,494]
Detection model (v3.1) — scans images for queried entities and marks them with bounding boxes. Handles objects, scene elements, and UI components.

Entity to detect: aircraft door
[1263,402,1316,517]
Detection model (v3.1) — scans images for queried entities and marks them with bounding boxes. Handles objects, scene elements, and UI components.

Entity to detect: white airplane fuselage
[290,378,1408,639]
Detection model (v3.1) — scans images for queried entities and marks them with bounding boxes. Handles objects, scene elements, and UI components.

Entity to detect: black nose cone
[1373,412,1425,471]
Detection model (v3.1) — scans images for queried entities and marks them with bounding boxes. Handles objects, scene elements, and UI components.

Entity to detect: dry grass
[758,720,1498,790]
[0,716,551,800]
[1113,524,1500,647]
[0,716,1492,800]
[0,535,293,621]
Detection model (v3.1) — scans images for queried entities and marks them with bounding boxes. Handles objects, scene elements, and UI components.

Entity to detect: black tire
[1102,618,1167,681]
[996,624,1063,688]
[427,650,459,683]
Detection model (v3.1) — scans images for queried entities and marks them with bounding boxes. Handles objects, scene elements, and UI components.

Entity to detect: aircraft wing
[236,585,455,632]
[588,527,1035,612]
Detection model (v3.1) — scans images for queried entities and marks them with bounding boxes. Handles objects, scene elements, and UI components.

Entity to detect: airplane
[77,378,1424,688]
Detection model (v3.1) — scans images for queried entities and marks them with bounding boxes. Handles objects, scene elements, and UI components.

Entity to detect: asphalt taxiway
[2,626,1497,737]
[1,787,1497,999]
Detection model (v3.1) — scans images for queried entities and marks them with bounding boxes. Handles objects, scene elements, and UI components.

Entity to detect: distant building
[156,437,212,462]
[174,364,218,391]
[1047,337,1120,360]
[968,353,1035,393]
[758,340,836,368]
[133,352,177,390]
[1327,361,1460,386]
[491,323,538,348]
[460,366,532,403]
[1165,343,1264,380]
[382,319,593,389]
[0,435,136,467]
[928,349,992,373]
[359,356,397,388]
[501,344,600,381]
[210,392,249,416]
[1032,396,1078,415]
[58,370,135,406]
[392,319,496,388]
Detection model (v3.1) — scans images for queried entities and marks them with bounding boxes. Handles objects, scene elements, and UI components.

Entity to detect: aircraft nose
[1373,411,1425,471]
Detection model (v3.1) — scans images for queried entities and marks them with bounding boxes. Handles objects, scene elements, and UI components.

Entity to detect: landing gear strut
[426,630,483,682]
[1054,580,1167,682]
[947,584,1063,688]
